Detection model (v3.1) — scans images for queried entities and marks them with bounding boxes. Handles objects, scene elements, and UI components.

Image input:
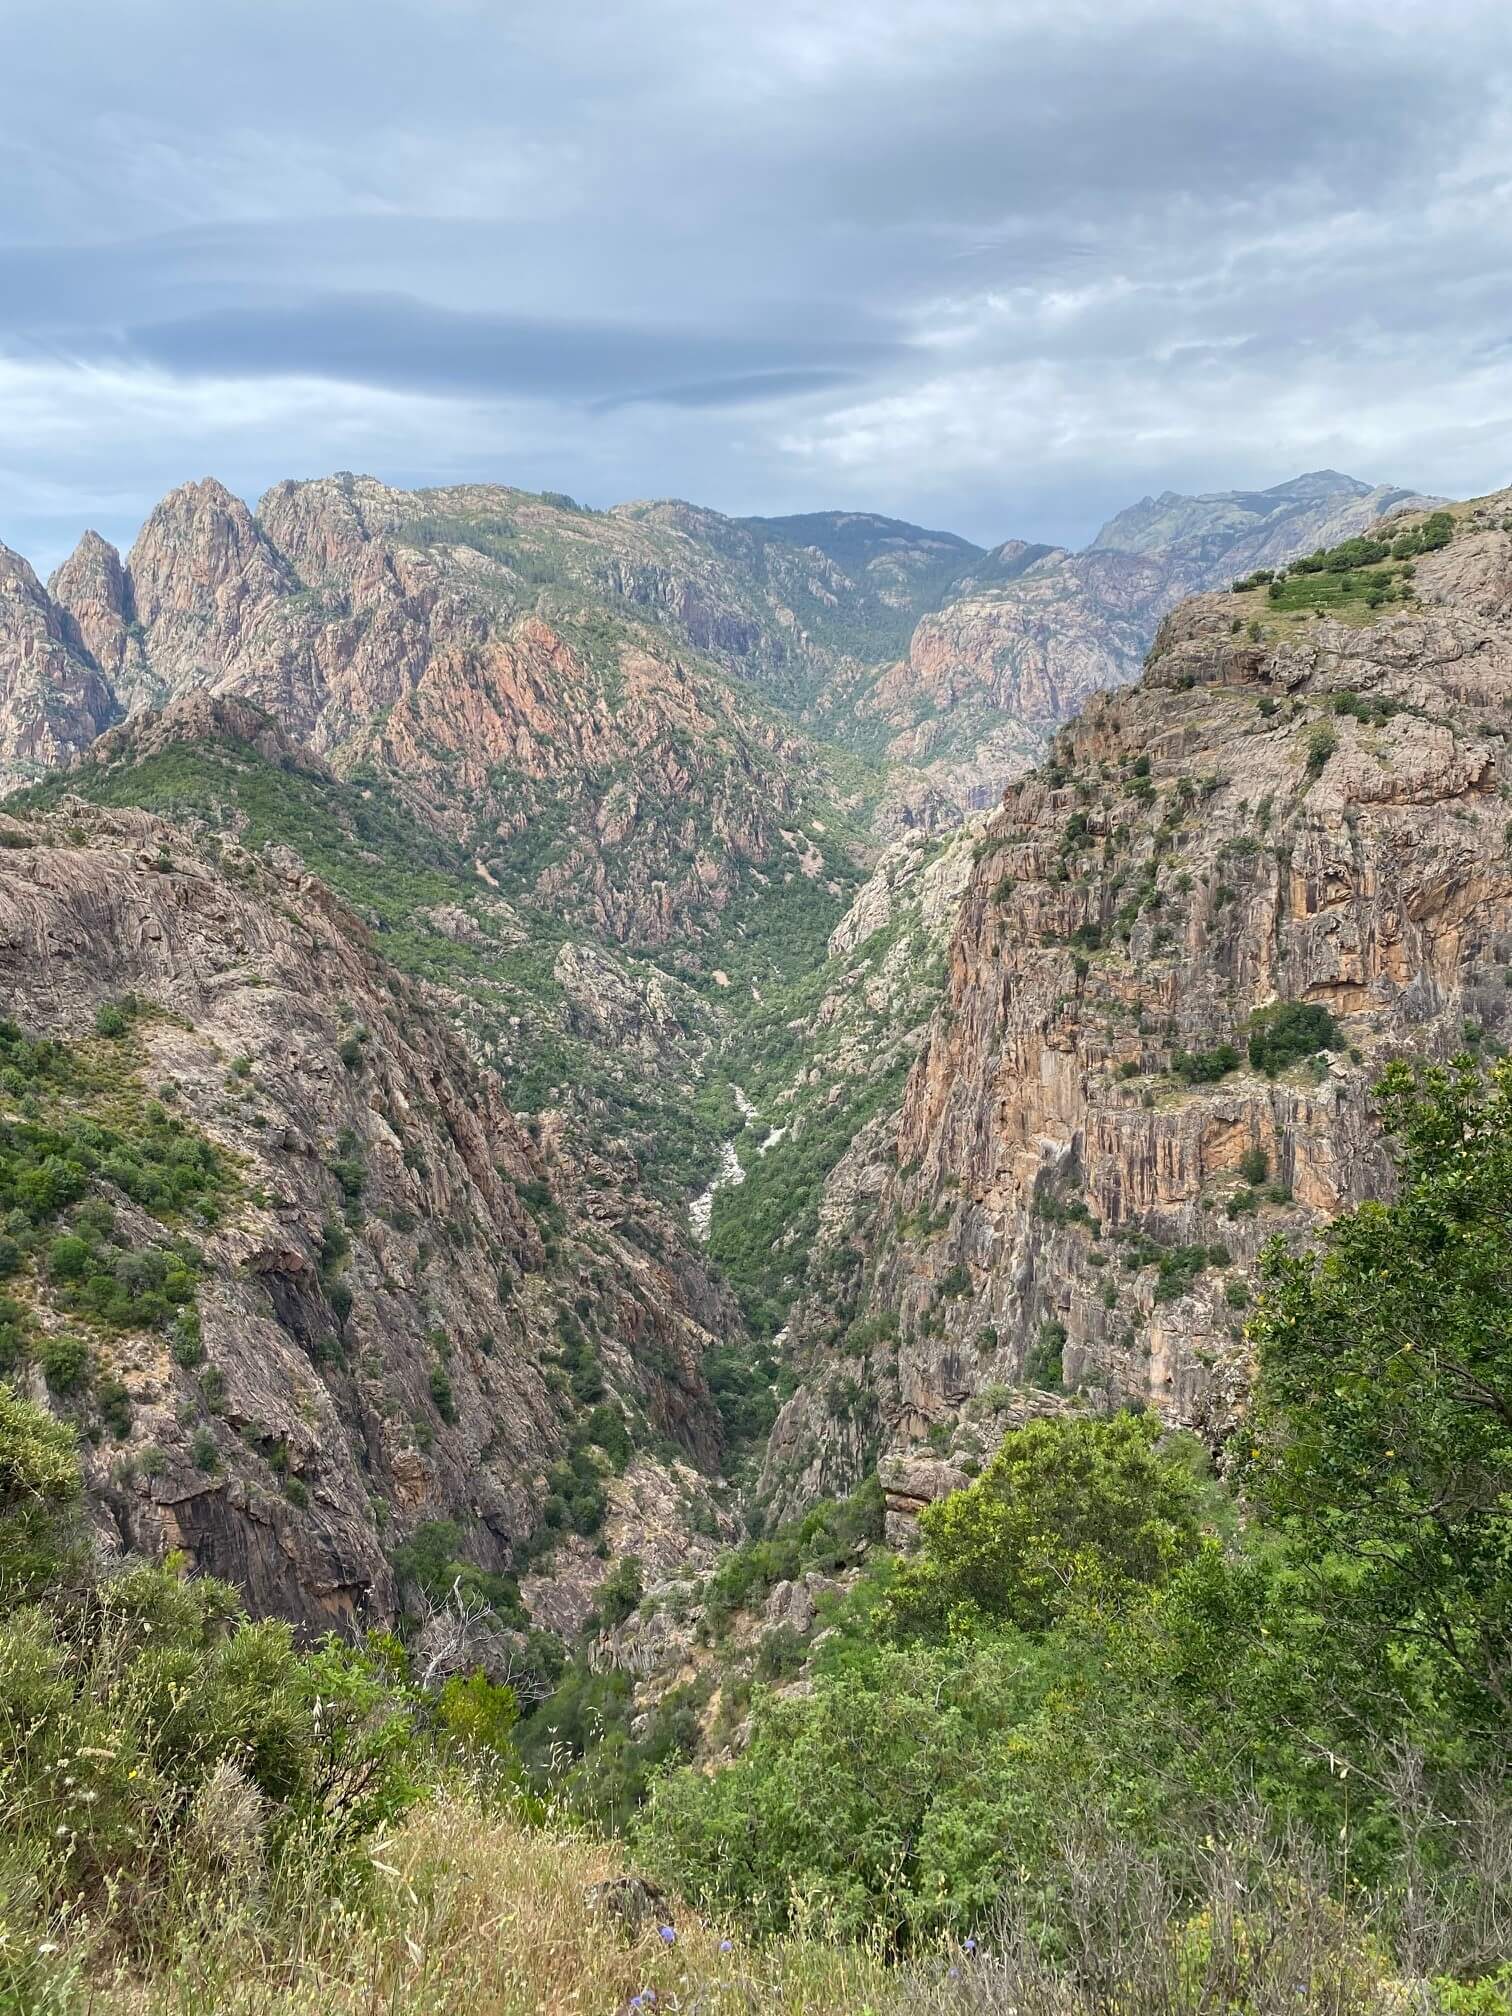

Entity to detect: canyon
[0,460,1479,1653]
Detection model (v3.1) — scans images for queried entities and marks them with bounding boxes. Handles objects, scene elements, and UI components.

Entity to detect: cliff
[762,490,1512,1517]
[0,778,734,1636]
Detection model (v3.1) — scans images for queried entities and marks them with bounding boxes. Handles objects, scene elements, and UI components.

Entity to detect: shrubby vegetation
[639,1061,1512,2002]
[0,1017,232,1428]
[1232,512,1454,624]
[1247,998,1339,1076]
[0,1385,531,2006]
[5,1045,1511,2010]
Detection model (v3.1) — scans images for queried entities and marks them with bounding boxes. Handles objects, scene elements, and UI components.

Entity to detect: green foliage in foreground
[0,1388,523,1942]
[4,1060,1511,2007]
[882,1413,1214,1636]
[1246,1055,1512,1750]
[640,1062,1512,1964]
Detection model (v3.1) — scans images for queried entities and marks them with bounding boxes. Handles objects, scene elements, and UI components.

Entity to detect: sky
[3,0,1512,573]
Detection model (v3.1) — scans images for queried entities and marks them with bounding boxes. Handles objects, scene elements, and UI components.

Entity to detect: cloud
[111,296,900,406]
[1,0,1510,563]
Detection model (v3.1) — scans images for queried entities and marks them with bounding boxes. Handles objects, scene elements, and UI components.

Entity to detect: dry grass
[30,1795,895,2016]
[8,1786,1507,2015]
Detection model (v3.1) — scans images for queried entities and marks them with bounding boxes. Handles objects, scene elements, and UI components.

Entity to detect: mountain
[1087,469,1424,568]
[0,540,119,775]
[0,751,737,1637]
[5,468,1433,829]
[758,490,1512,1519]
[838,472,1445,810]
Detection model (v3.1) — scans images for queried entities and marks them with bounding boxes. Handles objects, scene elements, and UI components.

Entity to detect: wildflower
[658,1925,676,1944]
[963,1937,977,1955]
[719,1939,733,1953]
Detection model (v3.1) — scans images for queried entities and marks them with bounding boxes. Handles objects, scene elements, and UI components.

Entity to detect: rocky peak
[0,541,119,786]
[257,472,409,577]
[126,476,293,642]
[48,529,134,680]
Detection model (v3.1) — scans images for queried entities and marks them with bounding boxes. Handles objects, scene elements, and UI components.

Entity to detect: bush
[1172,1041,1239,1085]
[39,1332,89,1395]
[1305,724,1337,777]
[428,1364,458,1425]
[883,1413,1211,1638]
[592,1553,643,1632]
[0,1385,80,1602]
[1024,1319,1066,1391]
[1247,1056,1512,1749]
[1248,1001,1340,1077]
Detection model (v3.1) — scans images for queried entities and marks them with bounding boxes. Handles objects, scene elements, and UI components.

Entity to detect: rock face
[855,474,1444,811]
[0,543,119,786]
[35,473,873,954]
[0,779,731,1634]
[761,493,1512,1519]
[8,466,1436,877]
[864,547,1170,808]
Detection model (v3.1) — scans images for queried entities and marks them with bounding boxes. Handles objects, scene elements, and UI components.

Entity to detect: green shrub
[1248,1001,1340,1077]
[39,1332,89,1395]
[1172,1041,1239,1085]
[1024,1319,1066,1391]
[428,1364,458,1425]
[1305,724,1338,777]
[1238,1145,1269,1185]
[592,1553,643,1632]
[0,1384,80,1602]
[886,1414,1210,1638]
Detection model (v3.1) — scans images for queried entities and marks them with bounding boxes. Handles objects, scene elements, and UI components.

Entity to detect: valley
[3,465,1509,2009]
[0,464,1467,1611]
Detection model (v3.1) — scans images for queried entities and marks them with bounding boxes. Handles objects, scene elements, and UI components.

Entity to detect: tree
[1246,1057,1512,1749]
[883,1412,1213,1638]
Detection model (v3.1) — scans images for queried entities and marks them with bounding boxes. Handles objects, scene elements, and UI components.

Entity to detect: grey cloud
[1,0,1510,564]
[109,295,901,406]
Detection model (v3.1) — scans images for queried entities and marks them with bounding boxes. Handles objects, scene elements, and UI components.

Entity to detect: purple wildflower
[963,1937,977,1955]
[658,1924,676,1945]
[719,1939,733,1953]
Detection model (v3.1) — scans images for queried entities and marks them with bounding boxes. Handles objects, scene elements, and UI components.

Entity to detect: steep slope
[0,542,119,786]
[38,476,888,962]
[846,472,1444,811]
[0,779,736,1637]
[11,693,742,1220]
[761,490,1512,1519]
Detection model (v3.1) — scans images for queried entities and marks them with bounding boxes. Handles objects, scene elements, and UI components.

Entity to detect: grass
[7,1792,1491,2016]
[2,1795,899,2016]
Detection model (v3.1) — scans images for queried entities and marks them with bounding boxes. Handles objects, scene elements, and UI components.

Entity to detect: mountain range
[0,459,1469,1640]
